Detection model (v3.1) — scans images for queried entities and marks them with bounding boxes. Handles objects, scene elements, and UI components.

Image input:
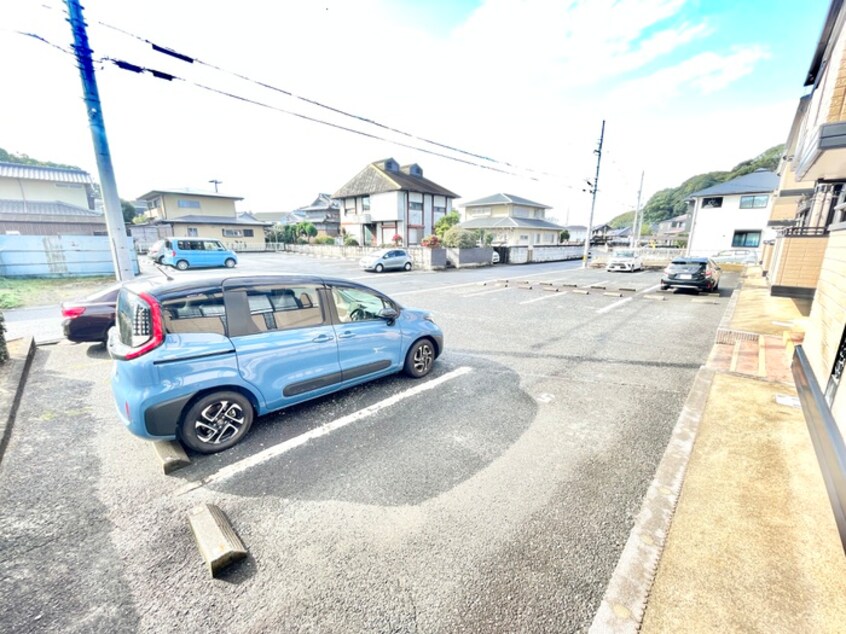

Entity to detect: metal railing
[792,345,846,554]
[782,226,828,237]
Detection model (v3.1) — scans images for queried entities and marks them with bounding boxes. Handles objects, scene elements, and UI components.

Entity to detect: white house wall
[369,192,400,221]
[688,194,774,256]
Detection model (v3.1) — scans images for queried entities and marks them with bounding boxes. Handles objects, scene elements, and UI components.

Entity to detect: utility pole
[582,119,605,268]
[632,170,644,248]
[66,0,135,281]
[209,179,222,193]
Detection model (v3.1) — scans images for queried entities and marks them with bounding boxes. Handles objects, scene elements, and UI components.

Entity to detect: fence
[0,235,140,277]
[590,247,686,265]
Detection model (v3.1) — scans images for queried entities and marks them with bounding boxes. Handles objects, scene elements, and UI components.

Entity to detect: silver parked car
[606,249,644,272]
[359,248,413,272]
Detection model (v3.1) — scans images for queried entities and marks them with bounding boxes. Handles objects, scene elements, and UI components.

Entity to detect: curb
[590,285,744,633]
[589,366,716,633]
[0,337,36,467]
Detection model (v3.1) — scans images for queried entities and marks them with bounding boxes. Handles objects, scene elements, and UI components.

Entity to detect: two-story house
[0,161,106,235]
[136,188,268,251]
[685,169,779,256]
[332,158,458,246]
[254,193,341,238]
[458,193,564,246]
[655,213,690,245]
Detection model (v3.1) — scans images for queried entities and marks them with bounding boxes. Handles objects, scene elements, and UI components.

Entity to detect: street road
[0,251,735,633]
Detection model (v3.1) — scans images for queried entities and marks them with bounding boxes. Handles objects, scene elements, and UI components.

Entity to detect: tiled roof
[687,169,779,198]
[459,216,564,230]
[461,193,551,209]
[0,162,94,184]
[158,214,269,226]
[333,159,458,199]
[0,199,102,217]
[138,188,243,201]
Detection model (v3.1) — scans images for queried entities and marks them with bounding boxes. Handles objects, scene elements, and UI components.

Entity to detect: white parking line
[465,287,512,298]
[390,265,583,296]
[597,297,633,314]
[519,291,570,305]
[595,283,661,315]
[583,279,609,288]
[174,366,474,495]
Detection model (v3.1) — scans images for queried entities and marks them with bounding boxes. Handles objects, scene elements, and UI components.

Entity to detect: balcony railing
[782,226,828,237]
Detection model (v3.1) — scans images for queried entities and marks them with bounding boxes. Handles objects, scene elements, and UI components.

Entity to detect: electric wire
[33,1,558,179]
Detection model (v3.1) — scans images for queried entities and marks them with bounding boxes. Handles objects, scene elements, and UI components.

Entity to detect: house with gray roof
[0,161,107,235]
[136,188,269,251]
[458,193,564,246]
[685,169,779,257]
[333,158,458,246]
[254,193,341,237]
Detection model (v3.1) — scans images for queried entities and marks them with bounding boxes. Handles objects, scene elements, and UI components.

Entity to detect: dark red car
[61,283,121,344]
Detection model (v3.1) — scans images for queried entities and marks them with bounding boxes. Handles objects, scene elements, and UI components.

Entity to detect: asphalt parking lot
[0,252,736,633]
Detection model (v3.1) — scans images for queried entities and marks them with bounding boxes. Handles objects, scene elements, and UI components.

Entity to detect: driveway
[0,255,736,633]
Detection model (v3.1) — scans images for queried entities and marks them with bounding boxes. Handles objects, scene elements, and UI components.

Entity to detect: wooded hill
[0,147,82,171]
[608,144,784,229]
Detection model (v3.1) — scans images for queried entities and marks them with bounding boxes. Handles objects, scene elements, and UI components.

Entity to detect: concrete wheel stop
[188,504,248,578]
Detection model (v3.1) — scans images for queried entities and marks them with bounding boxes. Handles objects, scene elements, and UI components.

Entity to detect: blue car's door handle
[337,332,356,339]
[312,334,334,343]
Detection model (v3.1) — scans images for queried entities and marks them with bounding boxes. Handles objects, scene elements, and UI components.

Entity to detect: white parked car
[606,249,643,272]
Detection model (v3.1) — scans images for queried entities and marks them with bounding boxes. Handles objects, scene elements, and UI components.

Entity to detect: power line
[102,55,538,178]
[34,1,557,179]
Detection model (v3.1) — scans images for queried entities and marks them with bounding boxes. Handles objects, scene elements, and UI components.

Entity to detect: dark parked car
[61,283,122,344]
[660,257,721,293]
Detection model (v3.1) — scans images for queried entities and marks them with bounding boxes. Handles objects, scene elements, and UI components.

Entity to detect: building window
[702,197,723,208]
[739,195,769,209]
[409,201,423,211]
[244,229,254,237]
[187,227,198,237]
[177,199,201,209]
[362,196,370,211]
[732,230,761,247]
[825,324,846,406]
[344,198,356,216]
[222,228,243,237]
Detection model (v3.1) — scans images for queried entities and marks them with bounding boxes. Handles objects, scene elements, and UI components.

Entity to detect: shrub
[0,311,7,364]
[442,226,477,248]
[315,236,335,245]
[392,233,403,246]
[296,237,308,244]
[344,236,359,246]
[434,211,460,238]
[421,234,440,248]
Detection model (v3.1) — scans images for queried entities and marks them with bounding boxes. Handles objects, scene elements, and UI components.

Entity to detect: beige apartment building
[769,0,846,431]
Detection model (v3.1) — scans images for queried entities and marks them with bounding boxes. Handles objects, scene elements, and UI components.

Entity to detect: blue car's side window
[245,285,324,332]
[162,292,227,335]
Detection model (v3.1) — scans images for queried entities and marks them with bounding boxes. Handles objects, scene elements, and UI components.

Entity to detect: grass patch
[0,276,114,309]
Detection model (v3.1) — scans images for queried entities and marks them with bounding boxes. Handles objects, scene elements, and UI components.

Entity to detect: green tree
[435,211,460,238]
[296,221,318,243]
[442,226,477,248]
[559,229,570,242]
[120,199,136,224]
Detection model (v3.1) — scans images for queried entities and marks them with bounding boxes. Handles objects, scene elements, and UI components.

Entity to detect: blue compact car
[108,274,444,453]
[160,237,238,270]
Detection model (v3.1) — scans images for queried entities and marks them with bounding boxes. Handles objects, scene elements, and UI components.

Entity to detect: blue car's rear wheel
[225,258,236,268]
[176,260,189,271]
[179,391,254,453]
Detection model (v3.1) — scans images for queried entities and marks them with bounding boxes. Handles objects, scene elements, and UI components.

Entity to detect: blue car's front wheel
[179,391,254,453]
[404,339,435,378]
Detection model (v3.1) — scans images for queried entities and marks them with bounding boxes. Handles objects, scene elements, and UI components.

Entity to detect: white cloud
[0,0,789,228]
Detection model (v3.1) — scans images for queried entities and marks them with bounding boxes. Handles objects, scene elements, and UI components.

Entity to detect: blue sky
[0,0,836,223]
